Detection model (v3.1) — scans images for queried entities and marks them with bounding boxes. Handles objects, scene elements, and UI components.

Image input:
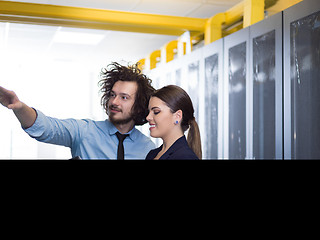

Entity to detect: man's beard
[108,105,134,125]
[109,114,134,125]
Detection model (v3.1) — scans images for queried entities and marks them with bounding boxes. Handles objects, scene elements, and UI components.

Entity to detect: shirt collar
[106,119,137,141]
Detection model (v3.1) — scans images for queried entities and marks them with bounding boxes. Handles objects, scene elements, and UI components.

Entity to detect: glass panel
[290,11,320,159]
[204,54,218,159]
[188,61,199,121]
[175,69,181,87]
[166,72,172,85]
[155,77,161,89]
[253,30,276,159]
[229,42,246,159]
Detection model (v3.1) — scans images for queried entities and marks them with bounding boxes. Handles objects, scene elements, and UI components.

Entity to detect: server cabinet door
[249,12,283,159]
[202,39,224,159]
[284,0,320,159]
[224,28,249,159]
[180,47,204,158]
[166,56,185,87]
[162,56,180,86]
[182,48,203,123]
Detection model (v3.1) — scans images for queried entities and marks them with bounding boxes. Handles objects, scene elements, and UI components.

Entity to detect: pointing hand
[0,86,23,110]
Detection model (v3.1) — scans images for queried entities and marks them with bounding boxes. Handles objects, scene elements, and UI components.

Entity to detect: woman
[145,85,202,160]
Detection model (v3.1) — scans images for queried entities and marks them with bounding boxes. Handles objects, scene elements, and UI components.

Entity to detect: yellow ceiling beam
[0,15,190,35]
[148,50,161,70]
[204,13,225,45]
[161,40,178,63]
[0,1,206,36]
[224,1,244,26]
[205,0,277,45]
[243,0,265,28]
[266,0,303,16]
[224,0,278,26]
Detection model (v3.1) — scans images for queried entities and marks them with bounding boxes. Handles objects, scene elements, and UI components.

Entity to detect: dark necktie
[115,132,129,160]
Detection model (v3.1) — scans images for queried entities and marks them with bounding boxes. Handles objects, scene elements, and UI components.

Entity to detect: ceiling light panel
[53,31,105,45]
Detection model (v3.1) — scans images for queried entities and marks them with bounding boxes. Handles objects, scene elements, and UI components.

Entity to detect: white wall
[0,22,110,159]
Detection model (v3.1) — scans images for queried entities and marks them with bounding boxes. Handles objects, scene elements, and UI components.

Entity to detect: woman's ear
[174,109,183,123]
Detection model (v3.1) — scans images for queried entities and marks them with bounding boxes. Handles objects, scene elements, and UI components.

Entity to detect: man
[0,62,156,159]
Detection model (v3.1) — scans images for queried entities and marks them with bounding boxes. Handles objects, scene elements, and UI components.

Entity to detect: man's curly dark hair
[99,62,155,126]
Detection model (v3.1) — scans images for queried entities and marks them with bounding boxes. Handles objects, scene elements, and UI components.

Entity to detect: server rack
[162,52,187,88]
[202,38,224,159]
[180,47,203,123]
[179,47,205,158]
[249,12,283,159]
[284,0,320,159]
[223,27,250,159]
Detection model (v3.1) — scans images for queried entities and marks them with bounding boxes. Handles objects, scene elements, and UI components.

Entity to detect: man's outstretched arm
[0,86,37,129]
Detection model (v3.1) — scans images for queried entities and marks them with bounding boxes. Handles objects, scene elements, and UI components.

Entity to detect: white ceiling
[1,0,243,65]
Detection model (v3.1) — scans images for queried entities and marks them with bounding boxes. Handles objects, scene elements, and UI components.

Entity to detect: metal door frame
[202,38,224,159]
[249,12,283,159]
[223,27,250,159]
[283,0,320,159]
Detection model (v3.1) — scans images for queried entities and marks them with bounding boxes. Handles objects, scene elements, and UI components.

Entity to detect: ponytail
[187,118,202,159]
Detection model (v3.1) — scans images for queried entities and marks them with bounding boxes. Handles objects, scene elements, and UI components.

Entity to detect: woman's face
[146,97,176,139]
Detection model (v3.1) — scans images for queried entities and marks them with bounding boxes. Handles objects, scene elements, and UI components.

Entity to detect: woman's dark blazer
[145,136,199,160]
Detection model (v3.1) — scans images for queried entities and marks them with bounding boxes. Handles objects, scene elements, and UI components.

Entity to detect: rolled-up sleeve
[24,109,85,148]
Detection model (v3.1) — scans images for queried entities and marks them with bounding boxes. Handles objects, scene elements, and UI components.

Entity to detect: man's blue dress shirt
[24,109,156,160]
